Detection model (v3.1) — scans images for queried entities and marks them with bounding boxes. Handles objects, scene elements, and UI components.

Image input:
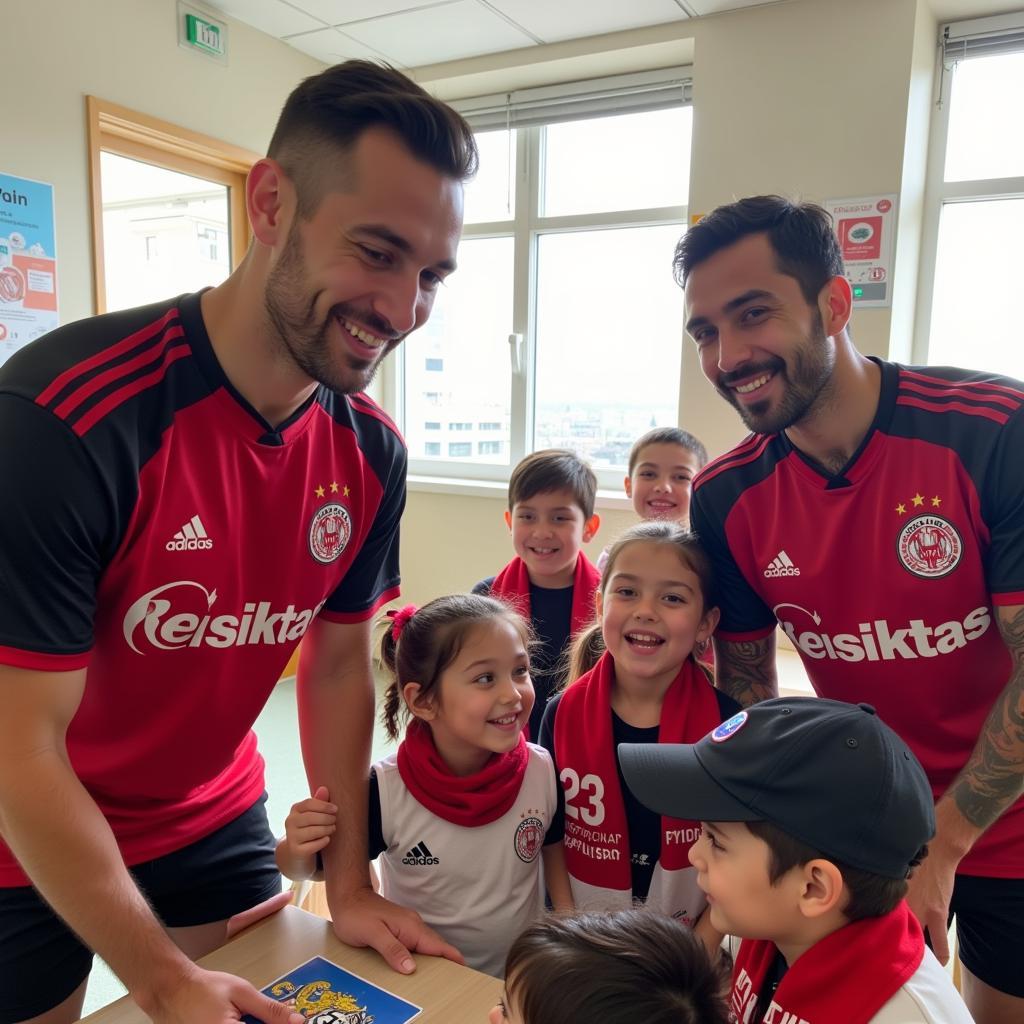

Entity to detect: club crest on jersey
[514,815,544,863]
[897,514,962,579]
[309,503,352,565]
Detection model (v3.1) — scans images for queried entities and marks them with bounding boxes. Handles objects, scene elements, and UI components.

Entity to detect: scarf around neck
[490,553,600,637]
[396,718,530,827]
[731,901,925,1024]
[553,651,722,892]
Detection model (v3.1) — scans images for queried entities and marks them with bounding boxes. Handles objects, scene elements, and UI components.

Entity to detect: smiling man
[0,62,475,1024]
[679,196,1024,1024]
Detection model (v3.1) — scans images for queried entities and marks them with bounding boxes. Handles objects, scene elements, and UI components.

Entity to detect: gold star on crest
[314,484,325,498]
[912,493,925,507]
[330,481,339,493]
[895,503,906,515]
[931,495,942,508]
[343,485,351,497]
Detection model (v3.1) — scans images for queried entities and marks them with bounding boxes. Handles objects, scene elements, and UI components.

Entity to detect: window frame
[913,15,1024,364]
[86,96,258,315]
[385,95,690,492]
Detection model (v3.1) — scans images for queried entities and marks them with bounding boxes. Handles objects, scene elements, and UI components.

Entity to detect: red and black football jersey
[0,293,406,885]
[691,359,1024,877]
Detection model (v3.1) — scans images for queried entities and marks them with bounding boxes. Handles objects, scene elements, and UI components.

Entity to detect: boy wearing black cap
[619,699,974,1024]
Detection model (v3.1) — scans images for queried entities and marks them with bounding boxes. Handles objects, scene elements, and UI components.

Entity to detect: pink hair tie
[388,604,418,642]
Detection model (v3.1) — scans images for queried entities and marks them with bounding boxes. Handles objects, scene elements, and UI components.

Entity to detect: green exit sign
[178,4,228,62]
[853,285,865,299]
[186,13,224,55]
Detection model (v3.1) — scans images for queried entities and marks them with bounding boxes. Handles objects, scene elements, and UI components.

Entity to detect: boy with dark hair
[620,699,974,1024]
[474,449,600,738]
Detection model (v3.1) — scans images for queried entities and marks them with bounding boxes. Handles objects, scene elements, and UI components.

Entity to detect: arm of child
[275,785,337,881]
[541,842,574,912]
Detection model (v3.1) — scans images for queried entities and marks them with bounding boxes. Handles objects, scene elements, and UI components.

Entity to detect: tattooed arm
[906,603,1024,964]
[712,633,779,707]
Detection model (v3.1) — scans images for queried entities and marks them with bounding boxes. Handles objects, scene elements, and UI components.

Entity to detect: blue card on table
[241,955,422,1024]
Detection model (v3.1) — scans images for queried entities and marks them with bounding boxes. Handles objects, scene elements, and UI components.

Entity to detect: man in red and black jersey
[679,196,1024,1024]
[0,63,476,1024]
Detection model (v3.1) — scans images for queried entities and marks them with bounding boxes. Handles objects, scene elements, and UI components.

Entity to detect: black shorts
[948,873,1024,998]
[0,795,280,1023]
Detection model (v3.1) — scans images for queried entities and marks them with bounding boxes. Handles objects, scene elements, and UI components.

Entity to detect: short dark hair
[268,60,478,218]
[504,910,731,1024]
[673,195,845,304]
[379,594,532,741]
[744,819,929,923]
[628,427,708,475]
[508,449,597,519]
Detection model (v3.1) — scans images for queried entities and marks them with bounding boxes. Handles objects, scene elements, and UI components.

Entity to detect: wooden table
[83,906,502,1024]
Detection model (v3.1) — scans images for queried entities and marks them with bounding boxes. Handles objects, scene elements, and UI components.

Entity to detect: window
[917,15,1024,378]
[424,442,441,456]
[87,97,257,314]
[425,357,444,371]
[391,68,692,488]
[424,421,441,430]
[448,442,472,457]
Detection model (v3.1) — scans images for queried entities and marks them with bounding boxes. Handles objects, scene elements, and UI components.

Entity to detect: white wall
[398,0,939,603]
[2,0,322,327]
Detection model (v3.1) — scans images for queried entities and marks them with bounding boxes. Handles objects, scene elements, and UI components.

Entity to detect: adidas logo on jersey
[764,550,800,577]
[166,515,213,551]
[402,841,439,866]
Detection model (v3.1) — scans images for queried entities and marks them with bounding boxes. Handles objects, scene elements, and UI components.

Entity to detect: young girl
[538,521,739,952]
[490,910,731,1024]
[276,593,571,977]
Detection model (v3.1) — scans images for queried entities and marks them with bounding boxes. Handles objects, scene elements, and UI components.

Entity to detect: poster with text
[823,194,896,309]
[0,172,58,367]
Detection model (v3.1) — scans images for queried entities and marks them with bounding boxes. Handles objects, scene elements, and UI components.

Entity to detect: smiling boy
[473,449,600,739]
[620,698,974,1024]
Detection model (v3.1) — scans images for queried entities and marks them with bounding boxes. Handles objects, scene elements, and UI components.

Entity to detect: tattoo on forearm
[714,636,778,707]
[950,605,1024,831]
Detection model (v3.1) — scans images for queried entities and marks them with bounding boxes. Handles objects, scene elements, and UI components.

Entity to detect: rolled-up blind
[943,11,1024,63]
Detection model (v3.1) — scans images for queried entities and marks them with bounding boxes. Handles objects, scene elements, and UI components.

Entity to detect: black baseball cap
[618,698,935,879]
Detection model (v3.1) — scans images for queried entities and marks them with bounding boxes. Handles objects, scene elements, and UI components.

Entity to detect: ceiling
[206,0,1024,70]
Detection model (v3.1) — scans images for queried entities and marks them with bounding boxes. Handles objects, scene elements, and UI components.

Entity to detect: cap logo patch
[711,711,747,743]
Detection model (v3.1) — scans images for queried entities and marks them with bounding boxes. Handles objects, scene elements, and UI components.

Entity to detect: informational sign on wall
[0,172,58,367]
[823,194,897,308]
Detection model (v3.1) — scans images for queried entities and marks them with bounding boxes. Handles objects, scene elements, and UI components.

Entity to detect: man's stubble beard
[263,223,399,396]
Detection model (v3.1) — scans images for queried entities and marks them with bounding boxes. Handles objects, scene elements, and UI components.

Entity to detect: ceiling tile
[207,0,325,38]
[293,0,454,23]
[341,1,537,65]
[486,0,686,44]
[684,0,782,15]
[282,26,394,63]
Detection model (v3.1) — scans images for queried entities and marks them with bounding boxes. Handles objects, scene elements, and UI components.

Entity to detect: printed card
[242,955,422,1024]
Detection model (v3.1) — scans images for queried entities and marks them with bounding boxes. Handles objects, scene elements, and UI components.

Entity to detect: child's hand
[284,785,338,858]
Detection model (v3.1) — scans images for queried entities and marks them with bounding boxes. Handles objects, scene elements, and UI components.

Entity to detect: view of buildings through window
[402,105,692,482]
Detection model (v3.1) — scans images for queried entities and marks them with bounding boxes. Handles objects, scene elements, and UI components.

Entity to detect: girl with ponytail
[276,593,570,976]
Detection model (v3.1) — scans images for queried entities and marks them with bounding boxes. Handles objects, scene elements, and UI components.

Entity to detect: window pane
[463,129,517,224]
[405,236,513,466]
[542,108,691,217]
[100,152,231,312]
[928,198,1024,378]
[945,53,1024,182]
[534,224,683,472]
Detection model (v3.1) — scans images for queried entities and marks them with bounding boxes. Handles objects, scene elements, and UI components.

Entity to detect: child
[538,520,739,951]
[473,449,601,740]
[597,426,708,572]
[276,594,571,977]
[619,699,974,1024]
[489,909,731,1024]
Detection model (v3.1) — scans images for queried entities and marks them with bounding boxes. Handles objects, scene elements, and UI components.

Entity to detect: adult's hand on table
[330,887,465,974]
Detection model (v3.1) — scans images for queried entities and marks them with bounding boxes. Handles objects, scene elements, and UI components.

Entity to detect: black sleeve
[690,482,776,638]
[983,406,1024,597]
[0,394,112,660]
[323,443,407,618]
[537,693,565,843]
[471,576,495,596]
[368,768,386,859]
